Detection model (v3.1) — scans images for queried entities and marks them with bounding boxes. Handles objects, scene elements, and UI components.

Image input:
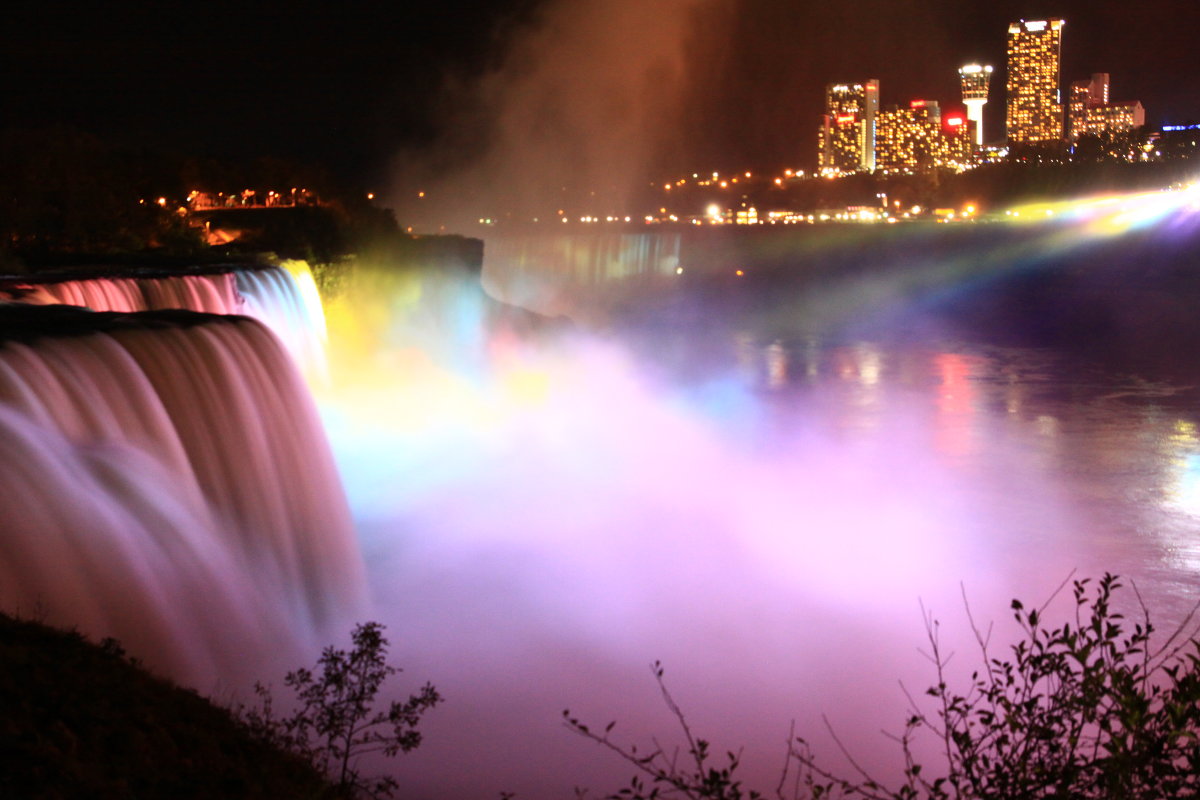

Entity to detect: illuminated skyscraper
[1006,19,1065,144]
[958,64,993,146]
[876,100,976,174]
[818,80,879,174]
[876,100,941,173]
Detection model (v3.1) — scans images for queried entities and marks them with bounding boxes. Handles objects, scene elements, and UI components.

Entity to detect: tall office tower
[818,80,880,174]
[1006,19,1065,144]
[958,64,993,146]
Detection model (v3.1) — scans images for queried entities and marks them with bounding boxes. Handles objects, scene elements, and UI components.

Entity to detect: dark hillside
[0,613,333,799]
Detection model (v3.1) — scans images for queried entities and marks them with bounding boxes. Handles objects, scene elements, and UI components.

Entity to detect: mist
[305,189,1200,796]
[306,248,1111,799]
[390,0,731,232]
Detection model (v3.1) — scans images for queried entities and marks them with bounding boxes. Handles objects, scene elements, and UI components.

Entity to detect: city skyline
[813,16,1159,176]
[4,2,1200,185]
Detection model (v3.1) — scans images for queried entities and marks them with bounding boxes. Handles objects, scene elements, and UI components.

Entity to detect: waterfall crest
[11,272,244,314]
[1,263,328,372]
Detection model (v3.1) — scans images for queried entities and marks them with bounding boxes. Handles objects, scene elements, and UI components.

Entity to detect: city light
[455,18,1166,232]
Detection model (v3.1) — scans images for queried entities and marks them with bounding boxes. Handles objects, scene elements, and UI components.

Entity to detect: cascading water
[9,272,244,315]
[13,276,148,312]
[0,305,363,685]
[1,262,328,373]
[481,232,681,319]
[234,261,328,373]
[0,402,294,683]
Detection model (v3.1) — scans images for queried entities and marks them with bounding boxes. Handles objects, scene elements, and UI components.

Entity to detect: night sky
[5,1,1200,190]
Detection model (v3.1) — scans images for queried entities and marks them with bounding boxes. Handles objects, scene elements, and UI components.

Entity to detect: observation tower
[958,64,993,146]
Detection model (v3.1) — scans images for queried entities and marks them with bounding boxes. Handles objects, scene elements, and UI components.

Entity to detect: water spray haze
[300,243,1105,798]
[394,0,727,231]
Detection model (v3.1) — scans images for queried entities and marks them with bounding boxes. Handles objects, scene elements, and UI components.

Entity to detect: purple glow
[313,254,1121,798]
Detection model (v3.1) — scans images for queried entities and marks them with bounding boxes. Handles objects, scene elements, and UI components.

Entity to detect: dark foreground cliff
[0,613,332,799]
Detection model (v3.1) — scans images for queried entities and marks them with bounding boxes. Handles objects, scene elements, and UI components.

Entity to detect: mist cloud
[391,0,729,233]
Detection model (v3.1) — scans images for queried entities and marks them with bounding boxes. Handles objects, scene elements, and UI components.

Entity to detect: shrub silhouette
[243,621,441,799]
[566,574,1200,799]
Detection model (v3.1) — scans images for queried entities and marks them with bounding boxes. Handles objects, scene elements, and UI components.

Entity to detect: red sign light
[837,113,856,125]
[946,116,964,127]
[910,99,927,108]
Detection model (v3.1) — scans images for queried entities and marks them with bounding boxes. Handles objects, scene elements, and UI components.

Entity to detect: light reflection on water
[729,330,1200,605]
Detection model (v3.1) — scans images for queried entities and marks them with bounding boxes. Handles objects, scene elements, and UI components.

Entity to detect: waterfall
[0,306,363,683]
[234,261,328,374]
[482,232,682,318]
[0,403,292,683]
[8,272,244,315]
[0,263,328,372]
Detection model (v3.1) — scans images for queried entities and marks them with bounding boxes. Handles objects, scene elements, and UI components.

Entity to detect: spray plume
[391,0,730,232]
